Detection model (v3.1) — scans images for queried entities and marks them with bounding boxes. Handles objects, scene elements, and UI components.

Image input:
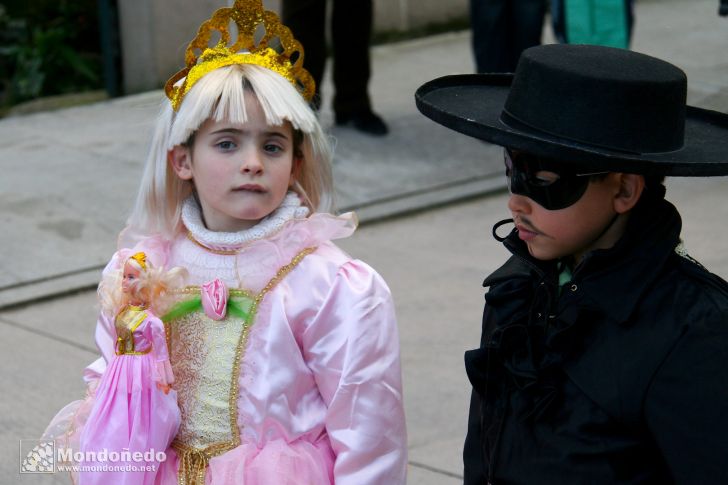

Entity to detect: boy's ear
[613,173,645,213]
[168,146,193,180]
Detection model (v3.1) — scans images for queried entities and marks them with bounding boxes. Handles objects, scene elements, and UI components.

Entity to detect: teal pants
[551,0,633,49]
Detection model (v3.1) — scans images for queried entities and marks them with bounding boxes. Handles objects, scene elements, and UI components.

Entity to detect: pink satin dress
[76,195,408,484]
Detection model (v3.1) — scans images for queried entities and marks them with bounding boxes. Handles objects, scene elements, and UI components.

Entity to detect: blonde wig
[126,63,334,241]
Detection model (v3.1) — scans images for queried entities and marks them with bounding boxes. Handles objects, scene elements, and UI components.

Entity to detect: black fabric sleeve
[644,309,728,483]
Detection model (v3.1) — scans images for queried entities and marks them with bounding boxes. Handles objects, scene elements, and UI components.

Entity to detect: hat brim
[415,74,728,176]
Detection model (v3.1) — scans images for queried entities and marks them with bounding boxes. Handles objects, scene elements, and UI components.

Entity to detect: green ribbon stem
[162,295,251,322]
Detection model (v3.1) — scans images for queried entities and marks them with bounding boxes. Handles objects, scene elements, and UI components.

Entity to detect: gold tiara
[129,252,148,270]
[165,0,315,111]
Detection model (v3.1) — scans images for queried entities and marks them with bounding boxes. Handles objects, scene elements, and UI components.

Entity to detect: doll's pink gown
[44,306,180,485]
[80,305,180,484]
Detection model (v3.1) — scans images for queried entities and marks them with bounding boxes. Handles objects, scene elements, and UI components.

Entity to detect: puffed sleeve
[301,260,408,485]
[644,309,728,483]
[82,253,124,385]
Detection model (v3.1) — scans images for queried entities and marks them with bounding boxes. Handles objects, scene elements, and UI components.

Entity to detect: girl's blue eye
[217,141,236,150]
[264,143,283,154]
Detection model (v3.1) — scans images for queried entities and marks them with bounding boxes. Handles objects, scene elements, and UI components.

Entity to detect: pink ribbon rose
[201,279,228,320]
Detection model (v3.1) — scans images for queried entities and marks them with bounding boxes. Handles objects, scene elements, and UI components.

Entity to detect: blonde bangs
[169,64,318,147]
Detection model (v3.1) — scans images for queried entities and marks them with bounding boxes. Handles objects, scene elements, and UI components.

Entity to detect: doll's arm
[302,260,407,485]
[644,309,728,483]
[148,315,174,389]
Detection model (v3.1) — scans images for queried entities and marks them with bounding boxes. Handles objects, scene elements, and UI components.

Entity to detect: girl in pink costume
[49,1,407,484]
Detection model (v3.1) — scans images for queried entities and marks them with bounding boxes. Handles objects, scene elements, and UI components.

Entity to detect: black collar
[487,196,682,324]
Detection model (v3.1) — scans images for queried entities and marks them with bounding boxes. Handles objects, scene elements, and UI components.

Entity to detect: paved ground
[2,0,728,482]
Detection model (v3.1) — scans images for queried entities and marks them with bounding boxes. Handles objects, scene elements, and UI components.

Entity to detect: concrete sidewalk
[2,0,728,483]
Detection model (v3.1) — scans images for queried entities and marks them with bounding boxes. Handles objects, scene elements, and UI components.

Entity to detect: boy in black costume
[416,44,728,484]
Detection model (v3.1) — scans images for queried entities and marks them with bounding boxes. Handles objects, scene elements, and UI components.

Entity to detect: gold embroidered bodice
[168,296,253,451]
[165,247,315,485]
[115,305,149,355]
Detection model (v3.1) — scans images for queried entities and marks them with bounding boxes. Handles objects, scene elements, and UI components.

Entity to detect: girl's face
[121,261,141,295]
[170,94,299,232]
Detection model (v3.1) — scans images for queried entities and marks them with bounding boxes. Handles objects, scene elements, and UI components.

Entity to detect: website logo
[20,439,55,474]
[19,439,166,474]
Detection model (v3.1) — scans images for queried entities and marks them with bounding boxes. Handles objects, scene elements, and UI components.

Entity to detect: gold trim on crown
[165,0,315,111]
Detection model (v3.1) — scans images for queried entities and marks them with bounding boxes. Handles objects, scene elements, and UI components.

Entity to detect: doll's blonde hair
[125,63,334,241]
[99,256,187,317]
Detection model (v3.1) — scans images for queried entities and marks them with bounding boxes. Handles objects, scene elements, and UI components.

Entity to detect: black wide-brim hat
[415,44,728,176]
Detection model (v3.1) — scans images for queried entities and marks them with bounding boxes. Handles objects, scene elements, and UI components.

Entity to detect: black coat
[464,195,728,484]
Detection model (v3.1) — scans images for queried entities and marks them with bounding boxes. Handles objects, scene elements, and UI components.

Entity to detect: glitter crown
[164,0,315,111]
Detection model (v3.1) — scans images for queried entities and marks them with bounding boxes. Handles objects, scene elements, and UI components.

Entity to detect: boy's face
[505,149,623,263]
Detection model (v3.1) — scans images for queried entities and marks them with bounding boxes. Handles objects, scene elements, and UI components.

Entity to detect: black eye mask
[504,149,606,210]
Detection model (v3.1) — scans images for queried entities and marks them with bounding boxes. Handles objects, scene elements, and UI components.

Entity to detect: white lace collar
[181,192,310,250]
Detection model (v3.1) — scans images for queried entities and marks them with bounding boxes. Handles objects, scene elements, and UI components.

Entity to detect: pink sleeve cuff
[153,360,175,386]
